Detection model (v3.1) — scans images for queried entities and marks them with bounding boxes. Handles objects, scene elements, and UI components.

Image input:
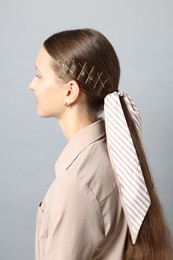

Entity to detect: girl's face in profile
[29,47,66,119]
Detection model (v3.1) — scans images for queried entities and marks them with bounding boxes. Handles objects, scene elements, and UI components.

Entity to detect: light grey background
[0,0,172,259]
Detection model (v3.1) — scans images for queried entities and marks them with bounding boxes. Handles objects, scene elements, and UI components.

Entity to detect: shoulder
[45,137,117,209]
[66,138,117,203]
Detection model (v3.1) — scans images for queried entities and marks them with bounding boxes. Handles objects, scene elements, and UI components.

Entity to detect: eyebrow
[35,65,41,72]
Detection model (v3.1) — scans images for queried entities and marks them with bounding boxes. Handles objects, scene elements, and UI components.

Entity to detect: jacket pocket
[38,201,48,238]
[36,201,48,260]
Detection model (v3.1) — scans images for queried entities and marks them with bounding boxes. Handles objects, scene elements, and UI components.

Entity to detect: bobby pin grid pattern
[57,59,109,95]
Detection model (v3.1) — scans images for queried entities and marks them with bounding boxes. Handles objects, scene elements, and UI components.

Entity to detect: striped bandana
[104,91,151,244]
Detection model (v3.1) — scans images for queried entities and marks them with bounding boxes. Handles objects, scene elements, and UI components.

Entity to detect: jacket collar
[55,118,105,176]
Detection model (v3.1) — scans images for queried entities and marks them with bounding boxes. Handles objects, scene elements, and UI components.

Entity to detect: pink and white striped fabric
[104,91,151,244]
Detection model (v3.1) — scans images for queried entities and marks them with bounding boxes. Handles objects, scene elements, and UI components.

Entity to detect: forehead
[35,47,53,70]
[35,47,64,85]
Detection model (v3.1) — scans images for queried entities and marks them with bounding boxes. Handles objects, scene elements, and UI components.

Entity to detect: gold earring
[64,101,68,107]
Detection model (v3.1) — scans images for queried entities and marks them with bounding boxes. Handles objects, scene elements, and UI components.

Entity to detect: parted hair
[44,28,173,259]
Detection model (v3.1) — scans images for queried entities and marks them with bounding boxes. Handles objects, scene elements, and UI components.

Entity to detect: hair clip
[56,59,109,95]
[58,60,75,78]
[94,72,109,94]
[77,62,87,80]
[85,65,95,84]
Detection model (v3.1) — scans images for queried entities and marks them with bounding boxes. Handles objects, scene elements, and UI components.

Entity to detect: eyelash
[35,74,41,79]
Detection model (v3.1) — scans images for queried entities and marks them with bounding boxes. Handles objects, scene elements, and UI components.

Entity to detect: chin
[37,110,52,118]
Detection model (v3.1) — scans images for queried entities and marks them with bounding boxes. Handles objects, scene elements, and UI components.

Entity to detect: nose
[29,79,35,91]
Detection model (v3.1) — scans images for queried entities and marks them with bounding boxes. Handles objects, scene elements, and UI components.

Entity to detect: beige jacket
[35,119,127,260]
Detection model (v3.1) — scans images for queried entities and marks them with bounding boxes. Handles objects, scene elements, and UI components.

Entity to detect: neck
[57,108,98,141]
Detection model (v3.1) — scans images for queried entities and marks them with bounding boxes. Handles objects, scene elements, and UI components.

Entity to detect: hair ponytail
[120,97,173,260]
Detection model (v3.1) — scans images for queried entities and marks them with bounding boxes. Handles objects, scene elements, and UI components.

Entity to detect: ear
[64,80,80,106]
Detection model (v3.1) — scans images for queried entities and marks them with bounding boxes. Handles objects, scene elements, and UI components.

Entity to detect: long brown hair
[44,28,172,259]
